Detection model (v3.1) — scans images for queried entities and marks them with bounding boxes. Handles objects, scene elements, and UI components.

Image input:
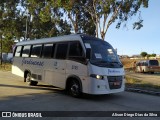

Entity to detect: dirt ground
[126,71,160,86]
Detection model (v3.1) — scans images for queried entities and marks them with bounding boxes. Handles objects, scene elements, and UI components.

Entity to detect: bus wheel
[29,81,38,86]
[26,73,31,82]
[142,70,145,73]
[69,80,81,98]
[26,73,38,86]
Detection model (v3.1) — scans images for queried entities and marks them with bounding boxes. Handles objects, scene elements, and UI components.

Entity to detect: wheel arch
[24,69,31,78]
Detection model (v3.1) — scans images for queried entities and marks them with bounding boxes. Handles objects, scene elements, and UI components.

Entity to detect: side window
[144,62,148,66]
[136,63,139,66]
[42,44,53,58]
[22,45,31,57]
[137,62,140,66]
[140,62,142,66]
[15,46,22,57]
[55,43,68,59]
[69,42,83,57]
[31,45,42,58]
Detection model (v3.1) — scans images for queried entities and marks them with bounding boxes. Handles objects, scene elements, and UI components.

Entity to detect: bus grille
[107,76,122,89]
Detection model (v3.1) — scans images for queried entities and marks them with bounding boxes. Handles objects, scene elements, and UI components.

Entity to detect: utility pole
[24,3,30,41]
[24,11,28,41]
[0,35,2,65]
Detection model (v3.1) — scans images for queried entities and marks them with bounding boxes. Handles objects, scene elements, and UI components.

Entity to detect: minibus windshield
[82,36,123,68]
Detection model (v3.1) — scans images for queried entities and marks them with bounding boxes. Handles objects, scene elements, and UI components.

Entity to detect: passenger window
[68,42,86,63]
[22,45,31,57]
[15,46,22,57]
[144,62,148,66]
[42,44,53,58]
[55,43,68,59]
[69,42,83,57]
[137,63,140,66]
[31,45,42,58]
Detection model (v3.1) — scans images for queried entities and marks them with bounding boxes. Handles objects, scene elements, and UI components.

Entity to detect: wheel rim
[26,74,31,82]
[70,81,80,96]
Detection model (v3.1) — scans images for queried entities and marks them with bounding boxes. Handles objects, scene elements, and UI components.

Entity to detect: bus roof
[137,59,158,63]
[16,34,85,46]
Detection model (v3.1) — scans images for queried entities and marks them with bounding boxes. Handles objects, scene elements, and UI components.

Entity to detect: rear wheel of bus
[25,72,38,86]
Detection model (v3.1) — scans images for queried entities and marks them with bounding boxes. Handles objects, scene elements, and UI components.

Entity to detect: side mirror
[86,48,91,60]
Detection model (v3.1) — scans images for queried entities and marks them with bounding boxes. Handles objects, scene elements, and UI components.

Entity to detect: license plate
[113,81,120,86]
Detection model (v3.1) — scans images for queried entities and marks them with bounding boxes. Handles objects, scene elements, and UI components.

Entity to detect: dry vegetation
[126,76,160,92]
[120,58,136,69]
[0,63,12,71]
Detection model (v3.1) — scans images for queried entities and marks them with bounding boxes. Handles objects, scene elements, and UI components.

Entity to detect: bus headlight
[90,74,104,80]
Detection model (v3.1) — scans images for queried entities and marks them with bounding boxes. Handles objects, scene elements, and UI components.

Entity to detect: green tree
[140,52,148,58]
[0,0,72,41]
[55,0,96,35]
[24,0,71,40]
[146,54,151,58]
[0,0,22,57]
[79,0,149,40]
[151,53,156,57]
[146,53,156,58]
[2,39,14,53]
[0,0,25,41]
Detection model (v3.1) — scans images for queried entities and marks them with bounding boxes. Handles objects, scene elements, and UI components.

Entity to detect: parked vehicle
[1,53,13,63]
[135,59,160,74]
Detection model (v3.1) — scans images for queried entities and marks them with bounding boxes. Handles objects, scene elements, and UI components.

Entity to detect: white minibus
[136,60,160,74]
[12,34,125,97]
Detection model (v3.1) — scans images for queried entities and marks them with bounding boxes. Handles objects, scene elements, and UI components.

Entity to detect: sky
[105,0,160,56]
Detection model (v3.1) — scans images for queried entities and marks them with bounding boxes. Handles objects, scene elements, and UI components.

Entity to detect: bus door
[66,42,87,76]
[52,43,68,88]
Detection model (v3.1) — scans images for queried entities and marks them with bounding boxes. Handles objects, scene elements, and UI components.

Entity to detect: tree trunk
[101,31,105,40]
[74,12,79,33]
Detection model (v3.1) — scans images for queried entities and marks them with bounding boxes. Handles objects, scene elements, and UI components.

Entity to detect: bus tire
[25,72,31,82]
[68,80,82,98]
[29,80,38,86]
[142,70,145,73]
[25,73,38,86]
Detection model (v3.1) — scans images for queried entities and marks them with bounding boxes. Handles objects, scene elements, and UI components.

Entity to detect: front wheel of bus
[69,80,82,98]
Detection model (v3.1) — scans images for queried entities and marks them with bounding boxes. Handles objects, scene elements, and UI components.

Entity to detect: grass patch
[126,76,160,92]
[0,63,12,71]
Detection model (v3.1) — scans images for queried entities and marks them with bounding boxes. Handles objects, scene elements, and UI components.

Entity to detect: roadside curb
[126,88,160,96]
